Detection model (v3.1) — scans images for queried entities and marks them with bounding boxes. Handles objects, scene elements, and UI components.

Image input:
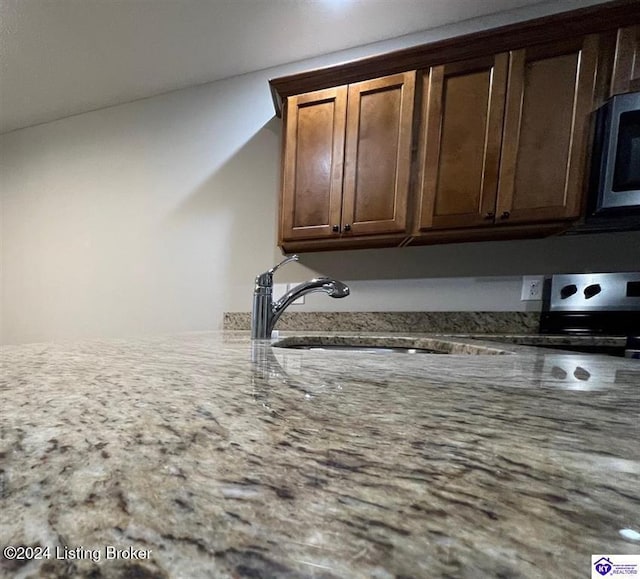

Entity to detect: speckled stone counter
[1,331,639,578]
[223,311,541,334]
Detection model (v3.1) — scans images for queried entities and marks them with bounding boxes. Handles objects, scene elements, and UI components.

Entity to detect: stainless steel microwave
[591,91,640,215]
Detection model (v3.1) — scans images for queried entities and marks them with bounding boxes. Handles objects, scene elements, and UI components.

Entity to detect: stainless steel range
[540,272,640,357]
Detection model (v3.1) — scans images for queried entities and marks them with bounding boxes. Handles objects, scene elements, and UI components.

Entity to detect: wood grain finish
[274,7,640,252]
[496,36,599,224]
[281,232,409,253]
[408,221,571,247]
[342,72,415,236]
[611,25,640,95]
[593,32,618,110]
[270,0,640,116]
[280,87,346,242]
[282,220,571,252]
[416,55,508,231]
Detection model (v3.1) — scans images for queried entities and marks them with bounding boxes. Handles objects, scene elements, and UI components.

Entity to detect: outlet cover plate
[273,283,288,301]
[521,275,545,301]
[287,283,305,305]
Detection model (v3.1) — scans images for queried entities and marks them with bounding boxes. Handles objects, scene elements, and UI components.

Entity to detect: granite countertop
[1,331,639,578]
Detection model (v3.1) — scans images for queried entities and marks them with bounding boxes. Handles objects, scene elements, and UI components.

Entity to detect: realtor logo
[594,557,613,576]
[592,555,640,578]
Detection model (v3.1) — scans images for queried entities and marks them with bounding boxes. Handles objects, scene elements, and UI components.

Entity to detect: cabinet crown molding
[269,0,640,117]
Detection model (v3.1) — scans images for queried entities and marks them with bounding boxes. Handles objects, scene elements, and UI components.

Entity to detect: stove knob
[560,284,578,299]
[583,283,602,299]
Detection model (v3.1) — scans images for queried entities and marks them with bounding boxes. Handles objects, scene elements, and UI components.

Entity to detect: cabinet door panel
[611,25,640,96]
[416,55,508,230]
[496,37,598,223]
[281,87,346,241]
[342,72,415,236]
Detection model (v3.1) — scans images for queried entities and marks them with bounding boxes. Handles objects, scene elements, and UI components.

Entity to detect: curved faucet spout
[251,256,350,339]
[269,277,349,335]
[274,277,349,313]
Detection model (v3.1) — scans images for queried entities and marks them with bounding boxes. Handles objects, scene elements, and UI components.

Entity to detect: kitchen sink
[272,336,510,355]
[280,344,444,354]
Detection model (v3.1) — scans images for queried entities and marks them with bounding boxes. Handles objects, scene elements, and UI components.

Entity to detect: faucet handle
[268,254,299,275]
[256,255,299,287]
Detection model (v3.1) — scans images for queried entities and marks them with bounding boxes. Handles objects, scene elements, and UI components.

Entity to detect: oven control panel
[547,272,640,312]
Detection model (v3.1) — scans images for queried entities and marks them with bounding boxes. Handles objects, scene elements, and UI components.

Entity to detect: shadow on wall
[298,231,640,280]
[166,110,640,297]
[165,117,282,315]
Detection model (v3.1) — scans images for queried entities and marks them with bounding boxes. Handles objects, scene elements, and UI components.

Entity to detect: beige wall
[0,75,284,344]
[1,0,638,345]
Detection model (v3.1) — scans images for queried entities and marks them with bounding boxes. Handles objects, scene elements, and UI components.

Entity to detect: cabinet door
[496,36,599,224]
[415,55,508,231]
[341,72,415,236]
[280,87,346,242]
[611,25,640,96]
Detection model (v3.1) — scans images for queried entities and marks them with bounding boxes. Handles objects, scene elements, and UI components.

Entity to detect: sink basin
[281,344,444,354]
[272,335,510,355]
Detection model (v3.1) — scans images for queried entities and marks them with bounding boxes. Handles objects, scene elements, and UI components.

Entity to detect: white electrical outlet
[273,283,288,301]
[521,276,544,301]
[287,283,305,305]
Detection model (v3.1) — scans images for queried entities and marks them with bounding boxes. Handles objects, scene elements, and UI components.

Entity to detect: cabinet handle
[485,212,495,220]
[332,225,340,233]
[500,211,510,220]
[343,224,351,232]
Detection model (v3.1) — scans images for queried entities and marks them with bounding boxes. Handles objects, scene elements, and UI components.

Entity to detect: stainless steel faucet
[251,255,350,340]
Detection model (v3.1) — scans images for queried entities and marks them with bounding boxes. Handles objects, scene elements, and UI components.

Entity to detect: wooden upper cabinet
[342,72,415,236]
[415,55,508,231]
[495,36,599,224]
[280,72,415,246]
[611,25,640,95]
[272,2,640,251]
[280,87,347,242]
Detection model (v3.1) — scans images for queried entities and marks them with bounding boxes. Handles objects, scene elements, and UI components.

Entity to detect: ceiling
[0,0,606,135]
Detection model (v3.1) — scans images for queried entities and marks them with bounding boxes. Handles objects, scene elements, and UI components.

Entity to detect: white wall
[1,0,639,345]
